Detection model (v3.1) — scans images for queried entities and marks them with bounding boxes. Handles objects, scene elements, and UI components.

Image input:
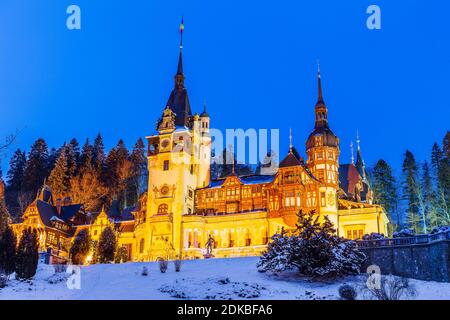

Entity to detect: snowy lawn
[0,257,449,300]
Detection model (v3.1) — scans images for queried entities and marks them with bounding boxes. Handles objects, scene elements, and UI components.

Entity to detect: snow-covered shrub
[158,258,169,273]
[431,226,450,234]
[53,264,67,273]
[114,246,128,264]
[363,275,417,300]
[393,229,415,238]
[0,272,7,288]
[174,259,182,272]
[362,233,385,241]
[141,266,148,276]
[47,272,69,284]
[258,211,366,279]
[257,228,293,273]
[338,284,357,300]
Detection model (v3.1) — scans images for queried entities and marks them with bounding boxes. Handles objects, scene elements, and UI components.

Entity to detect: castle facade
[11,33,389,262]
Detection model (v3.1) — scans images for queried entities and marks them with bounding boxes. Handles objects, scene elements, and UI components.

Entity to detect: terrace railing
[356,231,450,248]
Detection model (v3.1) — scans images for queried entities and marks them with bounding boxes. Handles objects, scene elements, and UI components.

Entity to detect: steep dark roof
[240,175,275,185]
[36,200,58,226]
[279,152,302,168]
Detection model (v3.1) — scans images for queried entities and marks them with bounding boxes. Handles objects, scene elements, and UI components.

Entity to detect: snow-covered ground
[0,257,449,300]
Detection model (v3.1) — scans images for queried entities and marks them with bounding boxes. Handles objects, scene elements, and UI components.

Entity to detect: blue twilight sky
[0,0,449,177]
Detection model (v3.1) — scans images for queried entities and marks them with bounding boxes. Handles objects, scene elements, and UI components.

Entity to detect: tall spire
[289,128,293,153]
[314,61,328,128]
[176,16,184,77]
[355,130,366,180]
[317,60,324,105]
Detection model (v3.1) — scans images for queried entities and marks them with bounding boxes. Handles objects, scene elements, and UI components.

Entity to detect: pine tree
[5,149,27,218]
[15,228,39,280]
[431,141,449,224]
[23,138,49,194]
[128,138,147,205]
[48,146,70,197]
[93,133,106,177]
[79,139,94,174]
[69,138,81,171]
[65,141,78,179]
[0,194,11,235]
[98,226,117,263]
[402,151,427,233]
[70,230,91,265]
[372,159,400,228]
[0,226,17,276]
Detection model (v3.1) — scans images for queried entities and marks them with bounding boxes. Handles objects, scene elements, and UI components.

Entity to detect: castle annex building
[12,31,389,262]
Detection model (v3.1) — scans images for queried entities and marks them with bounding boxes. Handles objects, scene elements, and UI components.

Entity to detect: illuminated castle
[12,28,389,262]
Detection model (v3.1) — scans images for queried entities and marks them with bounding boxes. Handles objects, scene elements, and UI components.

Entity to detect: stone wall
[358,234,450,282]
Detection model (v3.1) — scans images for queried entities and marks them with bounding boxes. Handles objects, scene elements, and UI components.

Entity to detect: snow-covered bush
[174,259,182,272]
[258,211,366,279]
[362,233,385,241]
[53,264,67,273]
[338,284,357,300]
[431,226,450,234]
[141,266,148,276]
[0,272,7,288]
[363,275,417,300]
[393,229,415,238]
[257,228,293,273]
[158,258,168,273]
[47,272,69,284]
[114,246,128,264]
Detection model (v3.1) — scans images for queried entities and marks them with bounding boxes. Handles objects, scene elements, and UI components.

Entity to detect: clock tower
[140,26,211,260]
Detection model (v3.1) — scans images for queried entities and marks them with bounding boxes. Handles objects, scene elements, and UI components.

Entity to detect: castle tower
[143,19,211,260]
[306,64,340,225]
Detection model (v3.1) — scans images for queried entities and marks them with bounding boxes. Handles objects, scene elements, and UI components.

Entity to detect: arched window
[158,204,168,214]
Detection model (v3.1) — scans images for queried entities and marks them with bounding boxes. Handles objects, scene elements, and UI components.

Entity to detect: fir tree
[402,151,427,233]
[0,194,11,236]
[48,147,69,197]
[372,159,399,228]
[114,246,129,264]
[98,226,117,263]
[70,230,91,265]
[69,138,81,170]
[79,139,94,174]
[23,138,49,194]
[5,149,28,217]
[128,138,147,205]
[15,228,39,280]
[65,141,78,179]
[0,226,17,277]
[93,133,106,176]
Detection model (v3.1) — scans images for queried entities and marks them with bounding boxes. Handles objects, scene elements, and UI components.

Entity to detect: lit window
[163,160,169,171]
[320,192,326,207]
[158,204,168,214]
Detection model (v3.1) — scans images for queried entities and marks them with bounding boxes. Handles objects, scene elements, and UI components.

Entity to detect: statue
[205,234,215,257]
